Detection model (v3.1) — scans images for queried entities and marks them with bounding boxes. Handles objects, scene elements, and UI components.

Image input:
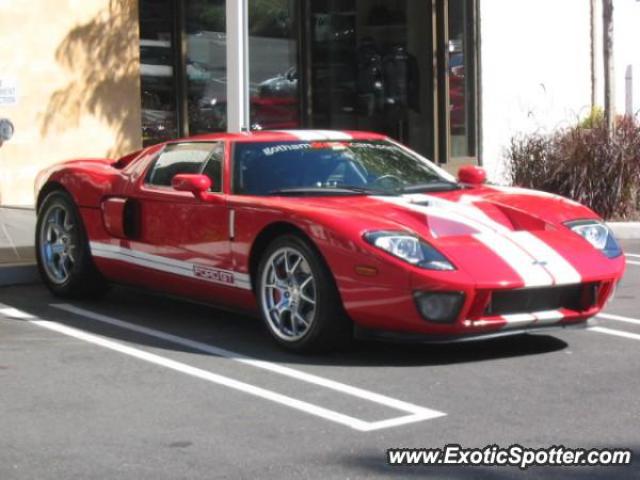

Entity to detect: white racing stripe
[374,194,581,287]
[90,242,252,290]
[501,313,536,325]
[531,309,565,326]
[507,232,581,285]
[9,304,444,432]
[314,130,353,140]
[474,232,554,287]
[501,310,564,327]
[276,130,328,141]
[276,130,353,141]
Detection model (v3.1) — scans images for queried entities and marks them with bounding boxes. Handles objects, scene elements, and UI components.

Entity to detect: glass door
[304,0,436,159]
[301,0,478,165]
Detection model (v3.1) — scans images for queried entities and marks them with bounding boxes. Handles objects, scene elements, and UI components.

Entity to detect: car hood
[274,186,621,288]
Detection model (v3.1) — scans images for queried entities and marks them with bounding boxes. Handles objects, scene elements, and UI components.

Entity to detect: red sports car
[34,130,625,352]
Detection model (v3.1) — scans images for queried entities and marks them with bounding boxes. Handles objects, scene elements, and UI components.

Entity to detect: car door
[121,141,246,297]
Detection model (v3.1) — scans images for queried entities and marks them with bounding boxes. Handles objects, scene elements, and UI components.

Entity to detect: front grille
[486,283,598,316]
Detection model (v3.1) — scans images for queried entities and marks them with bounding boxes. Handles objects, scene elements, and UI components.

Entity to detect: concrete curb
[607,222,640,240]
[0,263,40,287]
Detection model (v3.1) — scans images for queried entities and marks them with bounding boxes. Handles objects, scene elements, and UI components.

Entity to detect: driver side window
[145,142,223,192]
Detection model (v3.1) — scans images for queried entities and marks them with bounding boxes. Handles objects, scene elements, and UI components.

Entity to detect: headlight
[565,220,622,259]
[363,231,455,270]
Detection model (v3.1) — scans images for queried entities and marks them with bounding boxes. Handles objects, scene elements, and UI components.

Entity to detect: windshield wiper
[268,186,397,196]
[402,181,462,193]
[333,185,398,196]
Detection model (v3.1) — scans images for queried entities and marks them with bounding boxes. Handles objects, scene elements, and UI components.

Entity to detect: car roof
[173,129,389,144]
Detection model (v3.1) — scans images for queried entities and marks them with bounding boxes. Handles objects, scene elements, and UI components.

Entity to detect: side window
[145,143,215,187]
[201,142,224,192]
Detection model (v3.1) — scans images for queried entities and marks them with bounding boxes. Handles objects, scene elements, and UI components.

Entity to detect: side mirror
[458,165,486,185]
[172,174,212,200]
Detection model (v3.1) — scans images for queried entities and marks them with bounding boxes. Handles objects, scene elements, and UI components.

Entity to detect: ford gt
[34,130,625,351]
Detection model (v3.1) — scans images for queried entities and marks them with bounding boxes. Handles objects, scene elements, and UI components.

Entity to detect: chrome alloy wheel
[260,247,317,341]
[39,204,77,284]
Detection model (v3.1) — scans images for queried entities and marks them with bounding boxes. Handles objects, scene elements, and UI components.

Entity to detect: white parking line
[590,311,640,342]
[627,261,640,266]
[0,305,445,432]
[626,253,640,258]
[589,326,640,342]
[597,312,640,326]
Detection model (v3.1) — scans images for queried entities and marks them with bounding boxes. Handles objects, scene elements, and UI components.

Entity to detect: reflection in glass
[448,0,474,157]
[185,0,300,134]
[139,0,178,146]
[249,0,300,130]
[308,1,432,158]
[186,0,227,135]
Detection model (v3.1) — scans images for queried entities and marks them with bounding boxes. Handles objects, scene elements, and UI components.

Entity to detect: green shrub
[506,115,640,220]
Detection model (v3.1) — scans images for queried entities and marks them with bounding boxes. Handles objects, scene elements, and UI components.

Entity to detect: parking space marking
[626,253,640,258]
[589,326,640,342]
[0,305,445,432]
[597,312,640,326]
[52,303,445,418]
[627,261,640,266]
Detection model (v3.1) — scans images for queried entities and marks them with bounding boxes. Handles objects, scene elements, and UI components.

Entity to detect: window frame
[436,0,480,165]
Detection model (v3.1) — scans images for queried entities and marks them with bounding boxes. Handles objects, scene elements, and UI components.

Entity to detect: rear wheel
[36,190,106,298]
[257,235,351,352]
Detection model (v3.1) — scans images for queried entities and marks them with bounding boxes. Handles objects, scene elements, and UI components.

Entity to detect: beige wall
[0,0,142,206]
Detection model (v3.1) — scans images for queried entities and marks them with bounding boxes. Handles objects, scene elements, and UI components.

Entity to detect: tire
[36,190,106,298]
[256,234,352,353]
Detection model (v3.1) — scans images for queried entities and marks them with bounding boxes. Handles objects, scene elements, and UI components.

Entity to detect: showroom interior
[139,0,480,167]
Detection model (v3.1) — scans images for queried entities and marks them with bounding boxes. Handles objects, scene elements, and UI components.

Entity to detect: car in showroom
[34,130,625,352]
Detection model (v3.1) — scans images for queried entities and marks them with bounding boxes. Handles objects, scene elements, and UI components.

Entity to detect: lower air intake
[486,283,598,316]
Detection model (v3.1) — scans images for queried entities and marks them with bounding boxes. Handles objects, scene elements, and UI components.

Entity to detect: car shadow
[1,284,569,368]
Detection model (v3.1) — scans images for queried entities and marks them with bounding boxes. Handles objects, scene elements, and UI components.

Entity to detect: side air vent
[102,197,140,240]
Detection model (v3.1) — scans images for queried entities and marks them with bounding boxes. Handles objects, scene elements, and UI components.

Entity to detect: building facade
[0,0,638,206]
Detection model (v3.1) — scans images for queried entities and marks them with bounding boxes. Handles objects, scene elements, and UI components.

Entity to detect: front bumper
[342,275,620,339]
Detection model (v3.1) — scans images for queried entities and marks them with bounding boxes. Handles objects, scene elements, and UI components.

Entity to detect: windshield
[233,140,457,196]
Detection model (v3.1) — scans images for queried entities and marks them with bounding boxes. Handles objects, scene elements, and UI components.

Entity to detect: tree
[603,0,615,132]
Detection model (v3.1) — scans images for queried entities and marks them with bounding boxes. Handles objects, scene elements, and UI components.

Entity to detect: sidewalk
[0,207,39,285]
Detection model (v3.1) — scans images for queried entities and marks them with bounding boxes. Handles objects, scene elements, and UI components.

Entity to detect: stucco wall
[480,0,592,182]
[0,0,142,206]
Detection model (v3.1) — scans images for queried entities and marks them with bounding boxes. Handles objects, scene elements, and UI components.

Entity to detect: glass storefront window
[139,0,179,146]
[448,0,476,158]
[307,0,434,159]
[185,0,227,135]
[137,0,477,163]
[249,0,300,130]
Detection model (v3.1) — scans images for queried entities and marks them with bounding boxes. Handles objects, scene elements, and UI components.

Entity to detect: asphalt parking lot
[1,241,639,479]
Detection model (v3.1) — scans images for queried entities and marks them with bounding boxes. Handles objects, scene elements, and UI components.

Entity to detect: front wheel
[36,190,106,298]
[257,235,351,352]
